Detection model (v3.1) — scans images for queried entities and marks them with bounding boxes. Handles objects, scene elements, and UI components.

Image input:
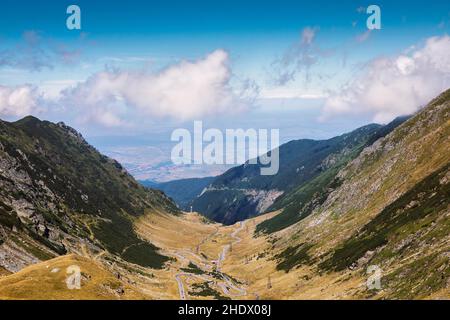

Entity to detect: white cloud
[79,108,127,128]
[0,85,41,117]
[259,87,326,99]
[38,79,81,100]
[62,49,255,126]
[321,35,450,123]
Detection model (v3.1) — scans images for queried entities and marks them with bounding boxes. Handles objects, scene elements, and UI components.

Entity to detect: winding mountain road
[174,221,251,300]
[175,273,187,300]
[216,221,245,272]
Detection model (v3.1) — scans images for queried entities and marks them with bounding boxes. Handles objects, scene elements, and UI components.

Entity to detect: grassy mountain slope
[0,254,148,300]
[266,89,450,298]
[0,116,178,271]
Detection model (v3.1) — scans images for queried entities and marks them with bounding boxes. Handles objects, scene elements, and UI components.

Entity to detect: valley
[2,0,450,304]
[0,208,369,300]
[1,202,447,300]
[0,89,449,300]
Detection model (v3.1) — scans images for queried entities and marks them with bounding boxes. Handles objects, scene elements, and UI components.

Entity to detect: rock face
[0,116,178,272]
[192,120,409,225]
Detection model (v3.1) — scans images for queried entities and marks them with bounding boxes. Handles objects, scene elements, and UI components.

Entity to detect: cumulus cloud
[321,35,450,123]
[0,85,41,117]
[61,49,256,126]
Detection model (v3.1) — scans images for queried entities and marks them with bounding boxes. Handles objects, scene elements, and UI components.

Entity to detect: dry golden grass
[0,266,11,278]
[132,209,372,300]
[0,211,384,300]
[135,210,219,251]
[1,206,447,300]
[216,211,368,300]
[0,254,147,300]
[130,210,225,299]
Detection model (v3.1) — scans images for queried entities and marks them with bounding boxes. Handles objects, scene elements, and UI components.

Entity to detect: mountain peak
[13,115,41,125]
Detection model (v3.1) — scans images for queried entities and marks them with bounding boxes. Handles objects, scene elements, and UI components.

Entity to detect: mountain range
[0,89,448,300]
[182,117,407,225]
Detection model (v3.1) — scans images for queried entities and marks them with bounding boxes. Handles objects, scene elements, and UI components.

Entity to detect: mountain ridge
[191,120,409,225]
[264,89,449,298]
[0,116,178,272]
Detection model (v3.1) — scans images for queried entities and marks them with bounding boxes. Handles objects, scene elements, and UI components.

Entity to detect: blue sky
[1,1,447,36]
[0,0,449,180]
[0,0,447,94]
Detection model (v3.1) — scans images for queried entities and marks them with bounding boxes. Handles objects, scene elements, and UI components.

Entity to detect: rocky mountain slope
[263,89,450,298]
[0,116,178,272]
[192,119,408,225]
